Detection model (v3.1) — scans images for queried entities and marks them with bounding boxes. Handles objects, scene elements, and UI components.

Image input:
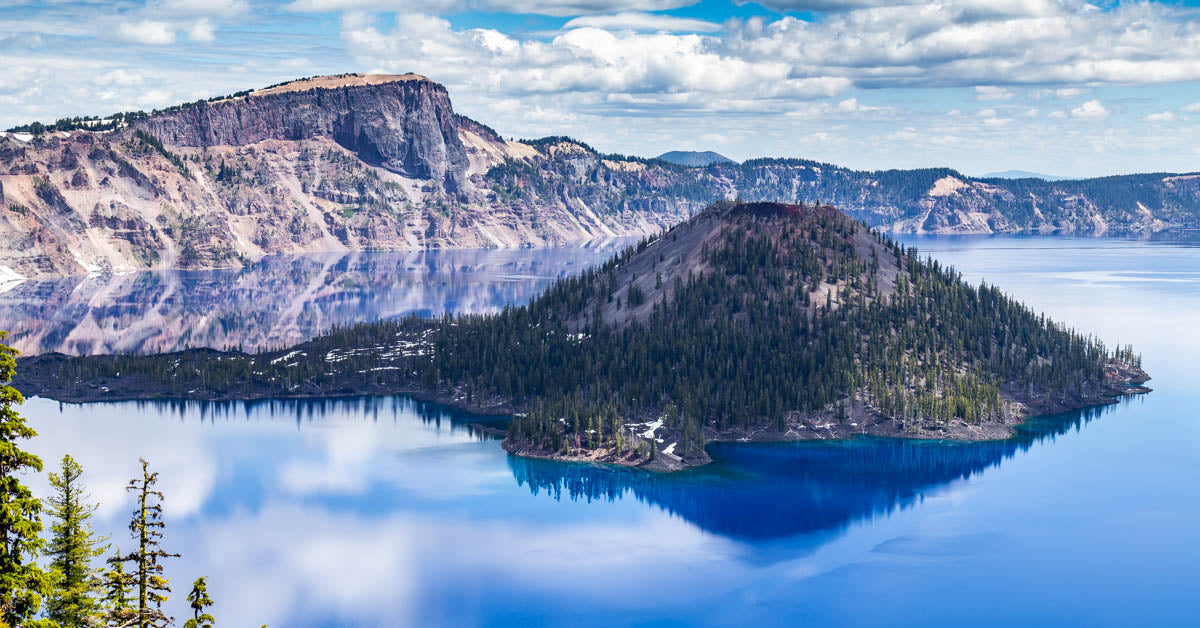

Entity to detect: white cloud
[563,12,722,33]
[93,69,144,87]
[116,20,176,45]
[189,18,216,42]
[285,0,697,16]
[1181,102,1200,113]
[1144,111,1175,122]
[975,86,1014,100]
[1070,99,1109,120]
[342,15,850,112]
[139,88,174,107]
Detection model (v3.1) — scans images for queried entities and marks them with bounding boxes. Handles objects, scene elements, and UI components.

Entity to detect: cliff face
[2,73,1200,280]
[133,74,470,189]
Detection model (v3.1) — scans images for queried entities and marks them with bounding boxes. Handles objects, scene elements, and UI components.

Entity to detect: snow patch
[270,350,305,365]
[0,265,25,283]
[638,418,663,440]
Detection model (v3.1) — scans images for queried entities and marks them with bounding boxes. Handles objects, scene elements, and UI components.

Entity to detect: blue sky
[3,1,1200,177]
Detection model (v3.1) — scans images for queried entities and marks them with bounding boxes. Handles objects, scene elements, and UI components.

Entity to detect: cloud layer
[3,1,1200,177]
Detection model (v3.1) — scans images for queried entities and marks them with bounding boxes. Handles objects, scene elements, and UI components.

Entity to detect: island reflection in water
[509,401,1119,541]
[0,240,633,356]
[91,391,1124,546]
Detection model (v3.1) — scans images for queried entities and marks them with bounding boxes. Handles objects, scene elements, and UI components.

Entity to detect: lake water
[0,241,632,356]
[14,236,1200,627]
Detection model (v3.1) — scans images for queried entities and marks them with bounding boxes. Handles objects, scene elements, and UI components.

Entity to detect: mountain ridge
[3,73,1200,280]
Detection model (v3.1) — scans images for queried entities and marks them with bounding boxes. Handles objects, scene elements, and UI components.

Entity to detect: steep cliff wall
[132,74,470,189]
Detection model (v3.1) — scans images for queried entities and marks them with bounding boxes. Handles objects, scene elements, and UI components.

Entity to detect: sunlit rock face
[133,75,470,187]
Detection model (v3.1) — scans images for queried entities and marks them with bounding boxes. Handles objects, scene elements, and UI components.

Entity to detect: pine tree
[45,454,108,627]
[182,577,214,628]
[0,332,55,628]
[101,547,134,627]
[108,460,179,628]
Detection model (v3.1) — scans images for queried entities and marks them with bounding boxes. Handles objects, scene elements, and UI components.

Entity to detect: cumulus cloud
[116,19,176,45]
[342,14,850,112]
[563,12,722,32]
[1070,99,1109,120]
[189,18,216,42]
[1143,111,1175,122]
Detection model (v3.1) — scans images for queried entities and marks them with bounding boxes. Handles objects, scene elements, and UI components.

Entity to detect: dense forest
[16,201,1148,470]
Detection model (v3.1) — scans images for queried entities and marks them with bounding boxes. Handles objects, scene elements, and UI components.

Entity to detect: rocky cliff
[2,73,1199,279]
[132,74,470,189]
[0,74,692,278]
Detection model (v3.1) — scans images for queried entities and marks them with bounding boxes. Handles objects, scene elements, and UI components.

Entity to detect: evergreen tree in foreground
[107,460,179,628]
[101,547,134,627]
[0,331,54,628]
[45,454,108,627]
[182,577,214,628]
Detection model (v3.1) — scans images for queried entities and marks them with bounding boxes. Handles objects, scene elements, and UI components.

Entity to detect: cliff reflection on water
[0,241,631,356]
[510,401,1123,541]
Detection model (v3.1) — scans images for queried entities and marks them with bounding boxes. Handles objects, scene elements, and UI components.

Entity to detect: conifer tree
[101,547,135,627]
[183,577,214,628]
[0,332,54,628]
[45,455,108,627]
[108,460,179,628]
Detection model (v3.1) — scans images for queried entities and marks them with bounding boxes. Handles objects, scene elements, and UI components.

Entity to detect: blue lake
[15,235,1200,627]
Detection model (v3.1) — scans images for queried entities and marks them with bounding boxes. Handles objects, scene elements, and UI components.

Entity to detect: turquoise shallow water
[17,235,1200,626]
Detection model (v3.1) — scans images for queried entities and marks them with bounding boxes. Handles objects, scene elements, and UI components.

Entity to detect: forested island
[17,201,1150,471]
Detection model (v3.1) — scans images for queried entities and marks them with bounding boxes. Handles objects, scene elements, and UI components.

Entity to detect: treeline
[1,334,248,628]
[5,89,259,135]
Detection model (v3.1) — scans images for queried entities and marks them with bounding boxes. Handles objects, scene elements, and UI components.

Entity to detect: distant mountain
[654,150,735,166]
[980,170,1069,181]
[4,72,1200,279]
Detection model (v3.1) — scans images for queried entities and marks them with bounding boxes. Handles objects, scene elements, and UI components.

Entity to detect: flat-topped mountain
[17,201,1149,471]
[3,72,1200,280]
